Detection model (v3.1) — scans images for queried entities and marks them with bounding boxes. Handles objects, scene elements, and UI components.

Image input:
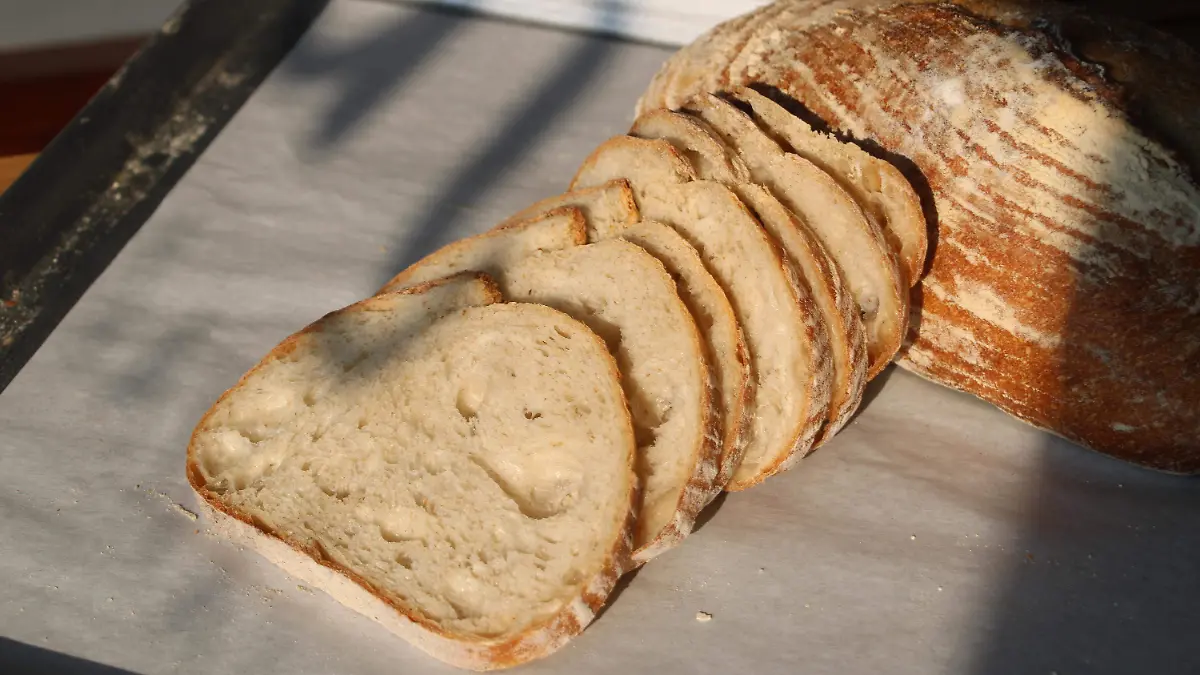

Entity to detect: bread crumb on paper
[695,611,712,623]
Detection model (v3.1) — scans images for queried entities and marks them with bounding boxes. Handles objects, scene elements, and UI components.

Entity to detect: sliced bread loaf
[629,109,750,184]
[604,220,751,497]
[630,104,864,448]
[729,86,928,286]
[733,183,867,446]
[187,272,637,670]
[380,207,586,294]
[640,181,832,486]
[684,92,907,378]
[379,223,718,562]
[505,240,718,563]
[497,179,640,241]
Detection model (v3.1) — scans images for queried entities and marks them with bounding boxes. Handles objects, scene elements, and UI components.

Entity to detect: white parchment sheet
[1,2,1196,674]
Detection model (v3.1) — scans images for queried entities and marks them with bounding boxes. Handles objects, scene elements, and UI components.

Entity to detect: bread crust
[630,103,865,450]
[496,179,640,236]
[640,0,1200,472]
[734,183,868,449]
[186,275,640,669]
[683,92,907,378]
[728,85,928,286]
[616,221,754,500]
[570,136,696,199]
[379,207,587,294]
[630,109,751,184]
[505,240,720,563]
[711,185,832,490]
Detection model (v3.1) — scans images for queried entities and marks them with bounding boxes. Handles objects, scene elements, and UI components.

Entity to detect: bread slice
[380,208,586,294]
[571,136,695,199]
[505,240,718,562]
[630,109,751,184]
[733,183,867,446]
[729,86,927,286]
[641,182,831,487]
[603,220,751,497]
[684,92,907,378]
[497,179,640,242]
[631,104,865,448]
[187,272,637,670]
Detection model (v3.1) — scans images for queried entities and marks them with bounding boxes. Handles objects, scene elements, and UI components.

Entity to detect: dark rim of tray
[0,0,331,395]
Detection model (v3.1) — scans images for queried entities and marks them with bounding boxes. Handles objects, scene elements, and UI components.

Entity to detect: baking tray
[0,1,1197,674]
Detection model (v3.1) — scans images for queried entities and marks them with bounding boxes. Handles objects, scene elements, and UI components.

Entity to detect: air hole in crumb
[357,418,368,430]
[553,326,572,339]
[236,428,266,444]
[310,429,324,442]
[300,461,312,472]
[456,384,484,421]
[394,552,414,569]
[320,484,350,501]
[303,391,317,407]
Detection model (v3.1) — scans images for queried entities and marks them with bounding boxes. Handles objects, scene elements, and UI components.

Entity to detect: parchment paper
[1,2,1197,674]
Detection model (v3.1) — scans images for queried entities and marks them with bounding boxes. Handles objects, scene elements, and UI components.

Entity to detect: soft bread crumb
[188,282,635,652]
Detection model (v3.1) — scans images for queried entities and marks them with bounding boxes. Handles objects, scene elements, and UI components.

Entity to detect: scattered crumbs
[379,245,388,253]
[910,535,917,541]
[151,490,199,521]
[758,567,765,574]
[1026,553,1035,562]
[695,611,712,623]
[804,603,810,608]
[297,584,314,594]
[937,586,944,592]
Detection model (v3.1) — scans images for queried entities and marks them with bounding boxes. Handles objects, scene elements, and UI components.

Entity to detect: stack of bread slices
[186,87,927,670]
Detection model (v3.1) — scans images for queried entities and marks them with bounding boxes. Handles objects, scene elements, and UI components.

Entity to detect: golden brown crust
[629,109,751,184]
[569,136,697,196]
[641,0,1200,473]
[733,183,868,449]
[682,91,907,379]
[718,188,832,491]
[729,85,929,286]
[378,207,586,294]
[495,179,640,233]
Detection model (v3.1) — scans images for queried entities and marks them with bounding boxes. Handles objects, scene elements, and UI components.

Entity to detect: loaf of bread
[639,0,1200,473]
[187,273,638,670]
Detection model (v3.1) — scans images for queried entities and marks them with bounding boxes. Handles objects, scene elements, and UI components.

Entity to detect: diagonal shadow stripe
[379,28,624,287]
[0,637,139,675]
[280,6,471,148]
